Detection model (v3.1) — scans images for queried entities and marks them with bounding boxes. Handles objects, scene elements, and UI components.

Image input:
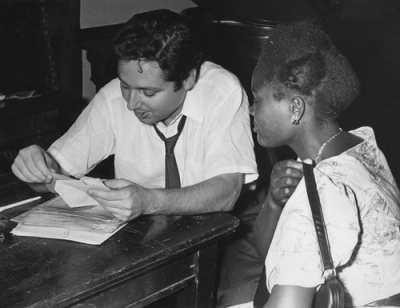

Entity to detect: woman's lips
[253,122,259,133]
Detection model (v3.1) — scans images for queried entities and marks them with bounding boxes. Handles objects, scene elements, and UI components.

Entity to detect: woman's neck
[293,126,364,163]
[291,123,342,162]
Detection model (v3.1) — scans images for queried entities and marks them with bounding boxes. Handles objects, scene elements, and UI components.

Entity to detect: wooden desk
[0,174,239,308]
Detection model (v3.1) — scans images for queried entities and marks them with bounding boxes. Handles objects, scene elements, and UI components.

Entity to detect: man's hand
[269,159,304,208]
[12,145,60,184]
[89,173,242,222]
[88,179,152,222]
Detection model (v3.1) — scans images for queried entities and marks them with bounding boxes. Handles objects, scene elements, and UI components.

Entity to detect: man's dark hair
[257,20,360,123]
[113,9,205,91]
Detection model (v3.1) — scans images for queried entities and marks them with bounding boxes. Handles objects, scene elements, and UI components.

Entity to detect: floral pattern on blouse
[265,127,400,307]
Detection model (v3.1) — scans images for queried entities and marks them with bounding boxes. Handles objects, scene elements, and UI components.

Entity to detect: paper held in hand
[45,174,110,208]
[11,175,127,245]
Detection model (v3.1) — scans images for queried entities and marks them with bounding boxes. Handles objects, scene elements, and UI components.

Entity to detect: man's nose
[126,91,141,111]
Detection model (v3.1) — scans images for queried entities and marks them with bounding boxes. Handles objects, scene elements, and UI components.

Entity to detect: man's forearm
[144,173,244,215]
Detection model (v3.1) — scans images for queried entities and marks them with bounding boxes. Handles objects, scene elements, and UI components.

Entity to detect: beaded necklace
[315,128,343,163]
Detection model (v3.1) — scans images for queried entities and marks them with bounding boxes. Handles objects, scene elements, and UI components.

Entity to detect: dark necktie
[253,266,269,308]
[153,115,187,188]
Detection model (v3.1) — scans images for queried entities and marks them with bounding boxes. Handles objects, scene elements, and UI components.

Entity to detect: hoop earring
[292,118,300,125]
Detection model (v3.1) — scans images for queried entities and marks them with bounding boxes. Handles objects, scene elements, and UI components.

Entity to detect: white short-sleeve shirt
[48,61,258,188]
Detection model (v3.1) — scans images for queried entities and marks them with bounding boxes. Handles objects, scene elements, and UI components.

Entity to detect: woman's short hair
[113,9,205,91]
[257,20,359,123]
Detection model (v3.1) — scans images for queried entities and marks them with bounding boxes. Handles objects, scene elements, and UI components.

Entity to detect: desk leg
[175,243,218,308]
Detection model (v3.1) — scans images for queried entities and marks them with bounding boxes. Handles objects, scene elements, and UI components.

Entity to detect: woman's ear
[183,69,197,91]
[290,96,306,125]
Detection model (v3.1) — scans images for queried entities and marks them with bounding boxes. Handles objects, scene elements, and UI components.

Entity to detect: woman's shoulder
[348,126,376,143]
[317,126,390,184]
[316,142,400,218]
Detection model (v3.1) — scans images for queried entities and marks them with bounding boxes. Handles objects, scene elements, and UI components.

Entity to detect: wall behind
[81,0,194,100]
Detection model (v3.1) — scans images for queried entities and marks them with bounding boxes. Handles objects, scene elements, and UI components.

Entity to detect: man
[11,9,257,222]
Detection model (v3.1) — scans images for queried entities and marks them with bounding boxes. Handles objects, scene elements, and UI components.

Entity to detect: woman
[249,20,400,307]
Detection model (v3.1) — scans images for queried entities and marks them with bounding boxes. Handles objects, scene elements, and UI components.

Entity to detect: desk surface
[0,174,239,308]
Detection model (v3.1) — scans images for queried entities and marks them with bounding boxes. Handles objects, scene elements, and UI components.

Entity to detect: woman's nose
[249,103,255,116]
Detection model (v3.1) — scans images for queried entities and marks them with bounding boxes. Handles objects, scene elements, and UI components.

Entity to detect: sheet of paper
[45,173,71,193]
[12,222,126,245]
[11,196,126,245]
[13,196,119,232]
[54,176,110,208]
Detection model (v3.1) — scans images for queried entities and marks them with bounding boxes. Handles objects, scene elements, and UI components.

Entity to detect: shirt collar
[180,86,204,124]
[155,84,204,128]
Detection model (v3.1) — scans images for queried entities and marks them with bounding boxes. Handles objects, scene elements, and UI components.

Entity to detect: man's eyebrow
[142,86,162,92]
[118,80,160,91]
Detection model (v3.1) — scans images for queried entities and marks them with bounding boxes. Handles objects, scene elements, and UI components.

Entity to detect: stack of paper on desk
[11,176,126,245]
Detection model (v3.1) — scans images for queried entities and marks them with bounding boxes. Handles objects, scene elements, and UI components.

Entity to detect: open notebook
[11,176,127,245]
